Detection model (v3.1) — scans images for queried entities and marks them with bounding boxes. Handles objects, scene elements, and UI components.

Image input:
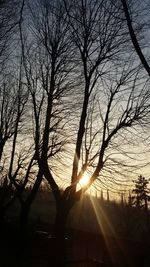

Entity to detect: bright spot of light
[79,172,90,187]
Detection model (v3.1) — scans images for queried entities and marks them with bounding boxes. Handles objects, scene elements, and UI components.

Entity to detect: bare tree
[0,0,22,70]
[27,1,150,265]
[0,63,28,162]
[0,58,30,220]
[2,0,150,265]
[18,0,73,238]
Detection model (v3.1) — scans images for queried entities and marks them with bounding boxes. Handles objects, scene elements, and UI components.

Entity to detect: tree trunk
[19,168,43,234]
[50,204,69,267]
[17,202,31,261]
[20,203,29,233]
[0,141,4,162]
[20,202,30,241]
[144,198,150,233]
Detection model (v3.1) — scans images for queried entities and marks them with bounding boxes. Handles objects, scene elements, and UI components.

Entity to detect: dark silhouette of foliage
[132,175,150,232]
[132,175,150,209]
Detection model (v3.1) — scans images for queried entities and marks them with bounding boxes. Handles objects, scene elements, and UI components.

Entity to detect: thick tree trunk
[19,168,43,233]
[20,202,31,243]
[18,202,31,260]
[20,203,29,234]
[50,204,69,267]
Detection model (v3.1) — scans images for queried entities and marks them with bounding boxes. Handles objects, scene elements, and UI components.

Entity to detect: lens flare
[79,172,90,187]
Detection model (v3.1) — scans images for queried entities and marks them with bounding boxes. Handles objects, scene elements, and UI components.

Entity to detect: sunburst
[79,172,90,187]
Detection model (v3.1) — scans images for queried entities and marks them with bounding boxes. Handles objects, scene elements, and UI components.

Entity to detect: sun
[79,172,90,187]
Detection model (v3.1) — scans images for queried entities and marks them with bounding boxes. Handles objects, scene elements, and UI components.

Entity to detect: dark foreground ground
[0,221,150,267]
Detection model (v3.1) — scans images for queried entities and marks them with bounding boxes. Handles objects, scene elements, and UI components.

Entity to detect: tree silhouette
[132,175,150,209]
[17,1,150,265]
[0,0,150,266]
[132,175,150,230]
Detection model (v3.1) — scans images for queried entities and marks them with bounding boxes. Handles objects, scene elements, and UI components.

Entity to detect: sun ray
[89,195,131,266]
[76,172,91,191]
[79,172,90,187]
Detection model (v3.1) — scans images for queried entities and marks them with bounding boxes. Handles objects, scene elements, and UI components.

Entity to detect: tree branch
[122,0,150,76]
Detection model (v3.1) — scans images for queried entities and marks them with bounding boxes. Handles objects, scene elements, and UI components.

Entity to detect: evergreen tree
[132,175,150,209]
[132,175,150,230]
